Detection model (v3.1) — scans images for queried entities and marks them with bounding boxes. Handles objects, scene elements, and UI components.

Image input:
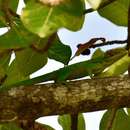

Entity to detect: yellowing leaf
[98,54,130,77]
[87,0,102,9]
[21,0,85,37]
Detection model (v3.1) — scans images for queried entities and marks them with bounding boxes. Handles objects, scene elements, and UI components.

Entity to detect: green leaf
[78,113,86,130]
[100,109,130,130]
[4,48,47,85]
[98,54,130,77]
[15,48,48,76]
[98,0,130,26]
[0,122,23,130]
[21,0,85,37]
[48,36,72,65]
[91,48,104,59]
[58,113,85,130]
[3,60,29,86]
[10,0,19,12]
[127,108,130,116]
[33,34,72,65]
[0,21,38,49]
[58,114,71,130]
[0,13,7,27]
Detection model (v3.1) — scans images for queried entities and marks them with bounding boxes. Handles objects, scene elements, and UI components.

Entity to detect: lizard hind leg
[54,69,71,84]
[55,66,72,82]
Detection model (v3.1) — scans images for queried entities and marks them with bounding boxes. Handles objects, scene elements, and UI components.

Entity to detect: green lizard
[0,48,127,130]
[0,49,127,91]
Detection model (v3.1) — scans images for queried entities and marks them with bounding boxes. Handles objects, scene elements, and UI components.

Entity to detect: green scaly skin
[0,50,127,91]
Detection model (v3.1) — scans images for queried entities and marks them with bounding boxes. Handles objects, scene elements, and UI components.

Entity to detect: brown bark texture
[0,75,130,122]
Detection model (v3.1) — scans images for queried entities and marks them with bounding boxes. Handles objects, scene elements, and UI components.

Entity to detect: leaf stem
[71,113,78,130]
[105,108,117,130]
[126,6,130,55]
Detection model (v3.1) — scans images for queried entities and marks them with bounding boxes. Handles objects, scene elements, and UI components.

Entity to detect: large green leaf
[58,113,85,130]
[98,0,130,26]
[100,109,130,130]
[3,62,28,86]
[21,0,85,37]
[32,34,72,65]
[4,48,47,85]
[0,123,23,130]
[78,113,86,130]
[14,32,71,65]
[48,36,72,65]
[58,114,71,130]
[0,21,38,49]
[15,48,47,76]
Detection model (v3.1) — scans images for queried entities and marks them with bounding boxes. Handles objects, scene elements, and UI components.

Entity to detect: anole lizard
[0,49,127,130]
[0,50,127,91]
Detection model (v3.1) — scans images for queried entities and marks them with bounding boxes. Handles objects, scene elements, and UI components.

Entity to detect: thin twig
[8,9,19,18]
[90,39,127,48]
[127,6,130,55]
[83,0,116,14]
[71,114,78,130]
[105,108,117,130]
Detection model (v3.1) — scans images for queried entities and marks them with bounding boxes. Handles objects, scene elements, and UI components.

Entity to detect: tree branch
[90,39,127,48]
[1,75,130,122]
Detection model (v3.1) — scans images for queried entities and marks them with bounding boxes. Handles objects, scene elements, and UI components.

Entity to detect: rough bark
[1,75,130,122]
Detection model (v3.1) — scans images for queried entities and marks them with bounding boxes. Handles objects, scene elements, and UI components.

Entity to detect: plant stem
[105,108,117,130]
[127,6,130,55]
[91,40,127,48]
[71,114,78,130]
